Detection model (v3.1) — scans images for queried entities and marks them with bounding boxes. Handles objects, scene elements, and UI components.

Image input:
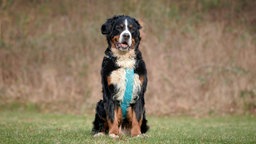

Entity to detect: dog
[91,15,149,138]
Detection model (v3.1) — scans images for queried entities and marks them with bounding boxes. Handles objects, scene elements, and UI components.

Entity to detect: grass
[0,110,256,144]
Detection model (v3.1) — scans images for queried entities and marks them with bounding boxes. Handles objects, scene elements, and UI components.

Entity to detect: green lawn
[0,110,255,144]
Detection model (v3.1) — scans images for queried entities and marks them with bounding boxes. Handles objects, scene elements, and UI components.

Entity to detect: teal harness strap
[121,68,134,118]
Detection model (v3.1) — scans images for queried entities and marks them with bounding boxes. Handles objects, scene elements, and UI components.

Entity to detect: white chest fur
[109,69,141,104]
[109,48,141,103]
[112,48,136,69]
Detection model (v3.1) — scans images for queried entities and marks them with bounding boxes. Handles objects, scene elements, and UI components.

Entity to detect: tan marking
[127,107,142,137]
[116,106,123,125]
[107,76,111,86]
[111,35,120,49]
[139,75,144,84]
[107,107,122,136]
[131,38,135,49]
[127,107,133,122]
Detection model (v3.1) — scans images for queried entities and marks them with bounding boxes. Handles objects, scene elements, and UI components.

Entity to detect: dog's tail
[141,110,149,133]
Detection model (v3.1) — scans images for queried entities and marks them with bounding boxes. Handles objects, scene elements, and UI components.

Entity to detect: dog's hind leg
[91,100,108,136]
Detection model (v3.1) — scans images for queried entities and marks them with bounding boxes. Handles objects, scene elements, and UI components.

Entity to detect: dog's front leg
[127,100,144,137]
[106,101,122,138]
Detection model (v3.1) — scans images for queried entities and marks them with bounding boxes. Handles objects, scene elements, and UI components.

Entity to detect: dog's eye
[129,25,136,32]
[116,25,124,30]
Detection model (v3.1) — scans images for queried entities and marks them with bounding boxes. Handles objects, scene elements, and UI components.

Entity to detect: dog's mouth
[115,41,130,51]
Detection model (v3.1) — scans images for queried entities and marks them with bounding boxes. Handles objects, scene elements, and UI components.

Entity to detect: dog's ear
[133,18,142,30]
[101,16,116,35]
[101,19,112,35]
[101,15,121,35]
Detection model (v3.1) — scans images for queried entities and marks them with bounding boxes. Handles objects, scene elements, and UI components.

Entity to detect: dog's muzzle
[116,41,130,51]
[117,32,132,51]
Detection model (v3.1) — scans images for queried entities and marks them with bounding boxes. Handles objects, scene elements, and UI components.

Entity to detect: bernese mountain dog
[91,15,149,138]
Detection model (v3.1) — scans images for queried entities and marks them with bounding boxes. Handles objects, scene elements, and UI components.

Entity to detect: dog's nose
[122,33,130,40]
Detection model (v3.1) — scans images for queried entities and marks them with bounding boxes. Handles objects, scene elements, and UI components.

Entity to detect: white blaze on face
[119,19,132,47]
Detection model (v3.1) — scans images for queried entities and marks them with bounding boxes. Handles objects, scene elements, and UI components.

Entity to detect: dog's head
[101,15,142,52]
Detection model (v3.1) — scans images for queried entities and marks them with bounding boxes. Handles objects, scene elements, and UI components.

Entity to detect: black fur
[92,15,149,136]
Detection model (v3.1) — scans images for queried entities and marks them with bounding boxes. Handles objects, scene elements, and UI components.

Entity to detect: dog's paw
[93,132,105,137]
[109,134,119,139]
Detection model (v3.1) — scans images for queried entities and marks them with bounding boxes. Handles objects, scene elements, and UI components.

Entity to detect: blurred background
[0,0,255,116]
